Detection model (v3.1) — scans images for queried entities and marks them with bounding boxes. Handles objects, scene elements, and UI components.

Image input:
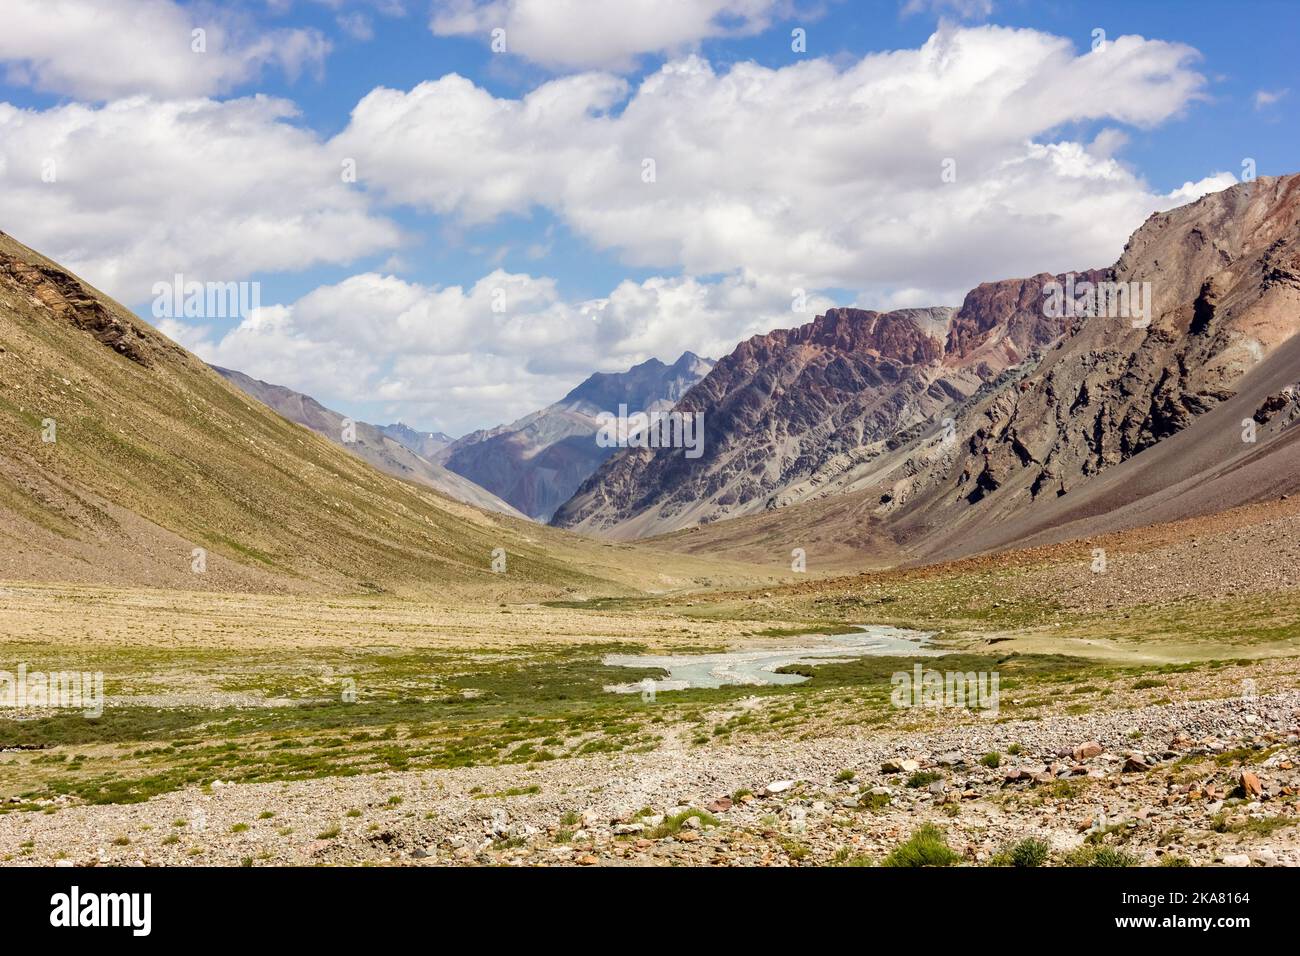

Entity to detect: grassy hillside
[0,230,756,599]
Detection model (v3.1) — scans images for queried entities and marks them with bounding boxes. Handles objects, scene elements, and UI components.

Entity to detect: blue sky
[0,0,1294,434]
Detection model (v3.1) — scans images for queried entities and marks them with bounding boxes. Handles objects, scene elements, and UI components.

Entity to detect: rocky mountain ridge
[553,175,1300,559]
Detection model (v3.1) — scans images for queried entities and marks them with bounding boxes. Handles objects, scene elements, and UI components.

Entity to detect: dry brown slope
[212,366,527,520]
[0,229,755,598]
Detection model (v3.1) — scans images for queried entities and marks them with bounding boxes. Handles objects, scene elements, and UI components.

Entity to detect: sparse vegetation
[989,837,1049,868]
[644,809,720,840]
[1063,845,1138,867]
[882,824,960,867]
[906,770,941,789]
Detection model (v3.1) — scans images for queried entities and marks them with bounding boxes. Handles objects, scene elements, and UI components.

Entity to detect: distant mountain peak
[440,352,714,520]
[379,422,456,457]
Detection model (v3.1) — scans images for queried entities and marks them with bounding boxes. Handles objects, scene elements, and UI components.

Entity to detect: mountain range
[3,175,1297,588]
[553,175,1300,568]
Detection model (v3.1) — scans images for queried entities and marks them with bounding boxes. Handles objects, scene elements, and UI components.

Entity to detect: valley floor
[2,502,1299,867]
[1,677,1297,868]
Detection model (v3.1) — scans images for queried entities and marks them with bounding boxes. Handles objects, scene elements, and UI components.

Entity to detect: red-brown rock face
[554,175,1300,545]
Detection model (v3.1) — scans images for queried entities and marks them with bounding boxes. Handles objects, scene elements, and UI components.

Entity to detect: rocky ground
[4,688,1297,867]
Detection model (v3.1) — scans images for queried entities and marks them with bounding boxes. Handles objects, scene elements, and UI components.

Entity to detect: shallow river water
[603,624,940,692]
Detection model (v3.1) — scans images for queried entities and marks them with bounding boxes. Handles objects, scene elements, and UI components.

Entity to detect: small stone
[882,758,919,774]
[1221,853,1251,867]
[577,854,599,865]
[1073,741,1104,761]
[763,779,796,795]
[707,797,733,813]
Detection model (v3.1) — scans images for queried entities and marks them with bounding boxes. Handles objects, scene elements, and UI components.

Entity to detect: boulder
[1239,770,1263,799]
[1073,741,1104,761]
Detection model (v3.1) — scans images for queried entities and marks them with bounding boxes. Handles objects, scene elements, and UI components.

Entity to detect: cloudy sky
[1,0,1295,435]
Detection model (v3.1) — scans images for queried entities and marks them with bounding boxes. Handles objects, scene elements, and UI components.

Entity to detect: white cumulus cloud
[335,26,1212,296]
[165,269,832,434]
[0,0,331,100]
[0,95,402,302]
[429,0,787,71]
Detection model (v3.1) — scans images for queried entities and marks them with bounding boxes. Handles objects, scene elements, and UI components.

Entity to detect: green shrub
[1063,844,1137,867]
[991,837,1049,867]
[858,790,891,812]
[882,824,960,867]
[644,808,720,839]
